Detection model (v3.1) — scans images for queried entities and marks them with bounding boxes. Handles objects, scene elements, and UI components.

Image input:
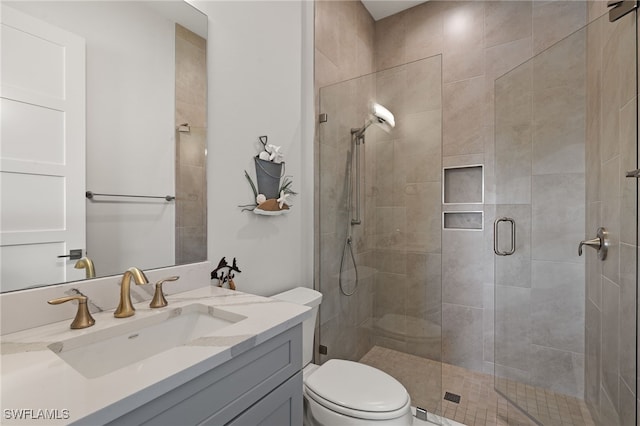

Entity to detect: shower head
[352,102,395,138]
[372,103,395,130]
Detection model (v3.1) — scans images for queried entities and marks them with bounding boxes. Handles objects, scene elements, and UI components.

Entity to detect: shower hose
[339,134,359,296]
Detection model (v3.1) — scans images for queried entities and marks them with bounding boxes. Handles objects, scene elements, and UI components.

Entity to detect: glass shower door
[317,56,444,420]
[493,10,637,426]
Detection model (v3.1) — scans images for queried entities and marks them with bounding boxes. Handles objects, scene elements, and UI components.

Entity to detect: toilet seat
[304,359,410,421]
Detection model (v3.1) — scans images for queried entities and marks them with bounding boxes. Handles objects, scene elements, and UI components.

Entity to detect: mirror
[1,1,208,292]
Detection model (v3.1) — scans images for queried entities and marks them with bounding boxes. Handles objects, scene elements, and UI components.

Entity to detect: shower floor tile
[359,346,595,426]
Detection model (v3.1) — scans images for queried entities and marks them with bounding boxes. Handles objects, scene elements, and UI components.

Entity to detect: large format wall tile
[529,344,584,398]
[530,261,585,354]
[584,298,601,414]
[532,1,587,55]
[400,110,442,184]
[495,62,532,205]
[442,303,484,371]
[494,284,531,372]
[442,1,485,83]
[600,156,621,285]
[443,76,485,156]
[620,100,638,247]
[484,1,532,49]
[484,36,533,127]
[601,276,620,408]
[405,182,441,254]
[619,243,637,392]
[442,229,484,308]
[315,0,375,87]
[405,56,442,114]
[482,283,494,364]
[585,201,602,308]
[532,29,586,175]
[405,2,444,64]
[531,173,585,263]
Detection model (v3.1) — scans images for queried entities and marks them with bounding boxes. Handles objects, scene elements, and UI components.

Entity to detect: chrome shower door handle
[494,217,516,256]
[578,227,609,260]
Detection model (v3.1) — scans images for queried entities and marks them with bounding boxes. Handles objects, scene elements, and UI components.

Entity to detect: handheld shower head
[372,103,395,130]
[351,102,395,138]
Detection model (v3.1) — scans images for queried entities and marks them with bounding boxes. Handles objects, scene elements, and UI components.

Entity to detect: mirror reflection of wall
[0,1,207,292]
[175,24,207,265]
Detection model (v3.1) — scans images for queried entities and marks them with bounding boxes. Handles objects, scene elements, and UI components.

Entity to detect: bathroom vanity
[0,286,310,425]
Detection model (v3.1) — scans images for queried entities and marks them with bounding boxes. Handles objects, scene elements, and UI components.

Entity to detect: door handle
[494,217,516,256]
[58,249,82,260]
[578,227,609,260]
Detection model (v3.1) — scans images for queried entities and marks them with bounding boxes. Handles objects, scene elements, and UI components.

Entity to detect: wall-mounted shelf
[253,209,290,216]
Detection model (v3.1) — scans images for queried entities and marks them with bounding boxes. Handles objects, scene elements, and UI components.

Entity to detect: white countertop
[0,286,310,425]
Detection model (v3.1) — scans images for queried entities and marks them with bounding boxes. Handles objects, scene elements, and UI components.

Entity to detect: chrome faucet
[114,267,149,318]
[74,257,96,278]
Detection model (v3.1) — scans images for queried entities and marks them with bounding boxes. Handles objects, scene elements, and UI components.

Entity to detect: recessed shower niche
[442,165,483,231]
[442,211,483,230]
[443,165,483,204]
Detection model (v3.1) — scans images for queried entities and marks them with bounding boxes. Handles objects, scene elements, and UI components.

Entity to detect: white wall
[191,0,314,296]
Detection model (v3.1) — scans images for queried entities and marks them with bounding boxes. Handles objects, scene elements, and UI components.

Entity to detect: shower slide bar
[494,217,516,256]
[350,133,363,225]
[85,191,175,202]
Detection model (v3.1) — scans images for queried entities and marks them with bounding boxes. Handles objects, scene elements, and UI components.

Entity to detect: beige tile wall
[583,5,638,425]
[175,24,207,265]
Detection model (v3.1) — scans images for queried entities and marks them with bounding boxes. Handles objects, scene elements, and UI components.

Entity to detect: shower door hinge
[608,0,637,22]
[319,113,328,123]
[626,169,640,178]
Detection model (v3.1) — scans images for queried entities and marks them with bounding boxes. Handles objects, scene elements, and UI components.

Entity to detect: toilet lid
[304,359,409,413]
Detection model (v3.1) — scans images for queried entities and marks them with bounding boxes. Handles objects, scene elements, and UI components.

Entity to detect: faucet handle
[48,295,96,329]
[150,276,180,308]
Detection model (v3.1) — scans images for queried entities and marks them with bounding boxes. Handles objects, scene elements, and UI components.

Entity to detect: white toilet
[272,287,414,426]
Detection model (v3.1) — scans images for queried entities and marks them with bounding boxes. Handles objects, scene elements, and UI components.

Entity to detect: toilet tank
[271,287,322,366]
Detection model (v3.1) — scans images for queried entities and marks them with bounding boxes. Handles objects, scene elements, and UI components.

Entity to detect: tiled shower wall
[316,0,590,373]
[583,2,638,424]
[175,24,207,265]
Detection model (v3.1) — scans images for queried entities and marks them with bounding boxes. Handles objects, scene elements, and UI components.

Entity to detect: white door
[1,6,86,292]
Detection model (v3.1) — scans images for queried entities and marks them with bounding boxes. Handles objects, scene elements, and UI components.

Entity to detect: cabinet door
[221,371,303,426]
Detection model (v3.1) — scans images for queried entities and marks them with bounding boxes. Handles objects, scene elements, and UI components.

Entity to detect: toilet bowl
[272,287,414,426]
[303,359,413,425]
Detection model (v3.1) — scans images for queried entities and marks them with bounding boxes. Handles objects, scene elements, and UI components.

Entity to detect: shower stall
[316,1,638,425]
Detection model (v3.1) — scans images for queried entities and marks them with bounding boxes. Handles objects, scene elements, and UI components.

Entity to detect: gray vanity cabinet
[99,324,303,426]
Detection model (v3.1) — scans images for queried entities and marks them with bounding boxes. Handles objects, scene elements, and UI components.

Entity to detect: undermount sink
[48,303,246,378]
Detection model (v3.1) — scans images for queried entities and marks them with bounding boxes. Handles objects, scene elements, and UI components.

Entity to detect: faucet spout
[114,267,149,318]
[74,257,96,278]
